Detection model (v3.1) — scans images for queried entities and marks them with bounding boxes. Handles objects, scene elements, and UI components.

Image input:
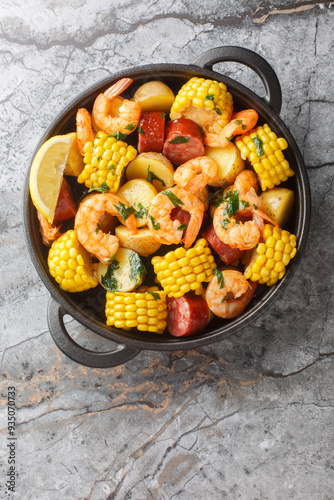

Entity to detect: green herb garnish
[234,119,246,130]
[138,125,145,134]
[168,136,189,144]
[148,291,161,300]
[129,251,146,287]
[148,214,160,230]
[209,183,228,208]
[223,190,240,217]
[147,165,165,186]
[221,217,231,230]
[113,202,136,221]
[177,223,188,231]
[221,296,227,303]
[163,189,184,207]
[108,163,116,170]
[253,136,264,157]
[88,182,109,194]
[95,224,100,234]
[213,268,225,289]
[101,260,120,291]
[112,129,128,141]
[125,122,136,131]
[134,203,148,219]
[160,112,166,118]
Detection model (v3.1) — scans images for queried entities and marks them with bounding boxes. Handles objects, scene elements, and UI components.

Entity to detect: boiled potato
[115,225,161,257]
[126,152,174,192]
[205,143,245,187]
[134,81,175,112]
[117,179,157,227]
[260,187,294,227]
[98,248,146,292]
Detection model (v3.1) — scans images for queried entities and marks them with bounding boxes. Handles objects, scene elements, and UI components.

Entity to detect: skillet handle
[193,46,282,114]
[47,297,141,368]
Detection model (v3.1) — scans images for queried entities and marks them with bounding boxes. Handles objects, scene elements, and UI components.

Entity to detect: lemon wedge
[29,134,80,223]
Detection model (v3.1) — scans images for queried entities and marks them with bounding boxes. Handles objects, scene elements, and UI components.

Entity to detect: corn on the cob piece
[151,238,216,298]
[235,124,294,191]
[170,77,233,133]
[106,286,167,333]
[77,131,137,192]
[48,230,99,292]
[244,224,297,286]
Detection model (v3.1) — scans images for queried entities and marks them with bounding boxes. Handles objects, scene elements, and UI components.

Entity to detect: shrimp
[213,187,276,251]
[173,156,218,193]
[233,169,259,196]
[92,78,141,136]
[74,193,137,264]
[37,210,62,246]
[204,109,258,148]
[147,187,205,248]
[206,269,256,319]
[76,108,95,155]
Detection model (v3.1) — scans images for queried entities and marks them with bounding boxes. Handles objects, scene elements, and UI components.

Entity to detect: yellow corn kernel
[48,230,98,292]
[77,134,137,192]
[105,287,167,333]
[244,224,297,286]
[236,124,294,191]
[170,77,233,131]
[152,239,216,297]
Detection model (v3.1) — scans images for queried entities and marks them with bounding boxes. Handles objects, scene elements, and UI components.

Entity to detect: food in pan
[30,76,297,338]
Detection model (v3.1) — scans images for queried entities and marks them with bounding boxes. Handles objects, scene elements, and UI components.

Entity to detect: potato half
[205,143,245,187]
[126,152,174,192]
[134,81,175,113]
[115,225,161,257]
[117,178,157,227]
[260,188,295,227]
[98,248,146,292]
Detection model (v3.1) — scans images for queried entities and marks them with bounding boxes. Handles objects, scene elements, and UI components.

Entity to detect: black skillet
[23,46,311,368]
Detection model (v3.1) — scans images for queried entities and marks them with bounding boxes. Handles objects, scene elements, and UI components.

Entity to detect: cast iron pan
[23,46,311,368]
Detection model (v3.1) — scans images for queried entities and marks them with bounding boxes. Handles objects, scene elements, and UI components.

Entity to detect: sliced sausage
[167,293,211,337]
[137,111,165,153]
[163,118,204,166]
[53,177,76,225]
[202,223,245,265]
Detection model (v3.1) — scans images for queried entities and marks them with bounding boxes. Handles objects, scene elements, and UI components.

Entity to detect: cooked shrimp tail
[205,109,258,148]
[174,157,218,193]
[206,269,252,319]
[92,78,141,136]
[74,193,137,264]
[76,108,95,155]
[104,78,133,99]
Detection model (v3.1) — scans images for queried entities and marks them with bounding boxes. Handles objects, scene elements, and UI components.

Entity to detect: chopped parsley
[163,190,184,207]
[95,224,100,234]
[108,163,116,170]
[129,251,146,287]
[221,296,227,303]
[138,125,145,134]
[148,291,161,300]
[125,122,136,131]
[147,165,165,186]
[88,182,109,194]
[204,94,222,114]
[112,129,129,141]
[234,119,247,130]
[101,259,120,291]
[177,223,188,231]
[209,183,228,208]
[148,214,160,230]
[213,268,225,289]
[160,112,166,118]
[168,136,189,144]
[113,201,136,221]
[223,190,240,217]
[134,203,148,219]
[253,136,264,157]
[221,217,231,230]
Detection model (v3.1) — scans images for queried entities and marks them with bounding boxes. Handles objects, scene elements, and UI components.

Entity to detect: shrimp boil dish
[29,75,298,338]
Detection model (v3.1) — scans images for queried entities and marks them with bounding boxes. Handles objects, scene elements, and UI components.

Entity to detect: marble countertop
[1,1,333,498]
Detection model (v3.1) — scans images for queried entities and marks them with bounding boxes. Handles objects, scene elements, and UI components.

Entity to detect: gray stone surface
[1,1,333,499]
